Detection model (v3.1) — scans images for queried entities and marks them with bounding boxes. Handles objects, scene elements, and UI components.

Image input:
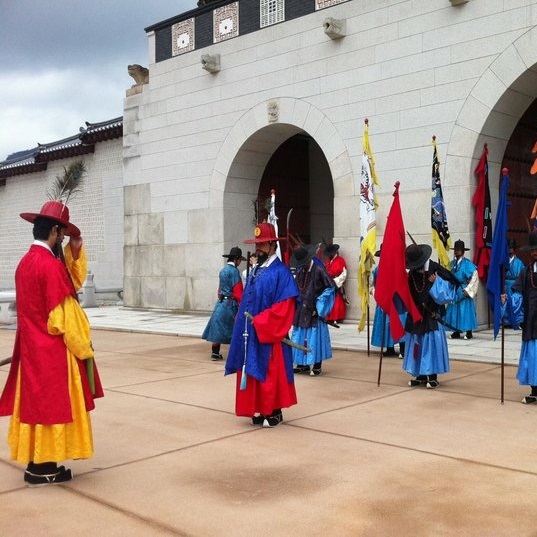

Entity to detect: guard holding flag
[403,243,457,389]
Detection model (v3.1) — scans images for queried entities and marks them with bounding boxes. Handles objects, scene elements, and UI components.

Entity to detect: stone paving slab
[0,316,536,536]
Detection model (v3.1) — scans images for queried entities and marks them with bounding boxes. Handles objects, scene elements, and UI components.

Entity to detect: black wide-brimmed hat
[324,243,340,257]
[508,238,518,249]
[223,246,246,260]
[290,245,314,268]
[452,239,470,252]
[406,244,432,271]
[520,231,537,252]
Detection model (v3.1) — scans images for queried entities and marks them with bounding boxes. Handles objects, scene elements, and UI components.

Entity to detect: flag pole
[367,303,371,356]
[500,167,509,404]
[377,318,385,386]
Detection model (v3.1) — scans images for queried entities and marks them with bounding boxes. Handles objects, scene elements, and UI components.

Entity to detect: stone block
[140,277,167,309]
[124,184,151,215]
[163,245,186,277]
[138,213,164,245]
[164,277,187,309]
[123,277,142,308]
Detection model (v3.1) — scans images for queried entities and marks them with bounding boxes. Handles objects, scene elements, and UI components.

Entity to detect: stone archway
[444,27,537,324]
[446,26,537,212]
[209,97,355,248]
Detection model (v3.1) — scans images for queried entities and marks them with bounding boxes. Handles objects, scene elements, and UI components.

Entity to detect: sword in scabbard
[421,303,460,333]
[243,311,311,352]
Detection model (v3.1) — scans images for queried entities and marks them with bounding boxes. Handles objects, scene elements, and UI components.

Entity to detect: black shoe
[522,395,537,404]
[450,332,461,339]
[384,348,397,357]
[464,332,473,340]
[293,365,310,374]
[262,412,283,428]
[408,378,426,387]
[426,380,439,389]
[24,467,73,487]
[211,353,224,361]
[251,414,265,425]
[310,368,322,376]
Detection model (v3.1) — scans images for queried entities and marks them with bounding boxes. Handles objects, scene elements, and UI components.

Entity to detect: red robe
[325,255,347,321]
[0,244,103,424]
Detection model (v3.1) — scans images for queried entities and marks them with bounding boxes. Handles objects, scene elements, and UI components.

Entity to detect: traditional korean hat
[244,222,285,244]
[405,244,432,271]
[223,246,246,260]
[324,243,340,257]
[507,238,518,250]
[290,245,314,268]
[520,231,537,251]
[20,200,80,237]
[452,239,470,251]
[20,160,85,237]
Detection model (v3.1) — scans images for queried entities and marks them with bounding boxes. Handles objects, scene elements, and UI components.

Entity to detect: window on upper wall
[260,0,285,28]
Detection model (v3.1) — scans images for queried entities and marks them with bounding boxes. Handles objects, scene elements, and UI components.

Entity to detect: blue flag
[486,170,510,339]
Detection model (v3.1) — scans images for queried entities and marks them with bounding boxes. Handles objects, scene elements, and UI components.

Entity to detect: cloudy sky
[0,0,198,160]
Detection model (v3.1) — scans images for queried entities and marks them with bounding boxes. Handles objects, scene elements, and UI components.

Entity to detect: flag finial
[271,188,276,195]
[502,167,509,175]
[484,143,488,150]
[364,118,368,125]
[393,181,400,194]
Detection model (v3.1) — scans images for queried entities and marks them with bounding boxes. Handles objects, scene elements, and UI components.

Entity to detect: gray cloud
[0,0,197,158]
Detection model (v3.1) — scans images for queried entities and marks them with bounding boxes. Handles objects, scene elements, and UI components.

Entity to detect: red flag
[374,182,421,341]
[472,144,492,281]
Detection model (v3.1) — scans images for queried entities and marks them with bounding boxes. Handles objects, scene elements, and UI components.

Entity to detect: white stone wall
[124,0,537,321]
[0,138,124,292]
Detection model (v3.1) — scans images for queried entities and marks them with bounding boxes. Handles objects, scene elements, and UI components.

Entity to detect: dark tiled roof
[0,117,123,180]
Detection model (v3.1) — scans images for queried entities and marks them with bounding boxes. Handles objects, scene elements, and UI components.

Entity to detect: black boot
[211,344,223,360]
[311,362,322,376]
[426,374,439,389]
[263,409,283,428]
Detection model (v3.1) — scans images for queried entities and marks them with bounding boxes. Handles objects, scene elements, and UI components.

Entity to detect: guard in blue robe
[445,240,478,340]
[290,246,335,376]
[403,243,457,389]
[202,247,245,360]
[371,265,406,357]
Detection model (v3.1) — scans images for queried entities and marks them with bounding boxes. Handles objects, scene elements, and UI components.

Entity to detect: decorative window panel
[260,0,285,28]
[172,18,195,56]
[214,2,239,43]
[315,0,348,9]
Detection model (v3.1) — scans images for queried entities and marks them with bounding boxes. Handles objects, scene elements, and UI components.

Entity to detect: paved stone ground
[0,310,535,536]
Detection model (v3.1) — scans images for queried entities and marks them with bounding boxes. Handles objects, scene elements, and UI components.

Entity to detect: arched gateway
[211,97,354,267]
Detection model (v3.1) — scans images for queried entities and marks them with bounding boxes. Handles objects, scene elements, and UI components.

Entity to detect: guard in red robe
[0,201,103,486]
[225,223,299,427]
[324,244,348,323]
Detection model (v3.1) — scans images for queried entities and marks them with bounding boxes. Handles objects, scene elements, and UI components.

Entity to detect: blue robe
[504,268,537,386]
[505,255,524,298]
[225,257,299,382]
[202,263,242,344]
[403,272,456,377]
[445,257,478,332]
[371,267,406,348]
[291,262,335,366]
